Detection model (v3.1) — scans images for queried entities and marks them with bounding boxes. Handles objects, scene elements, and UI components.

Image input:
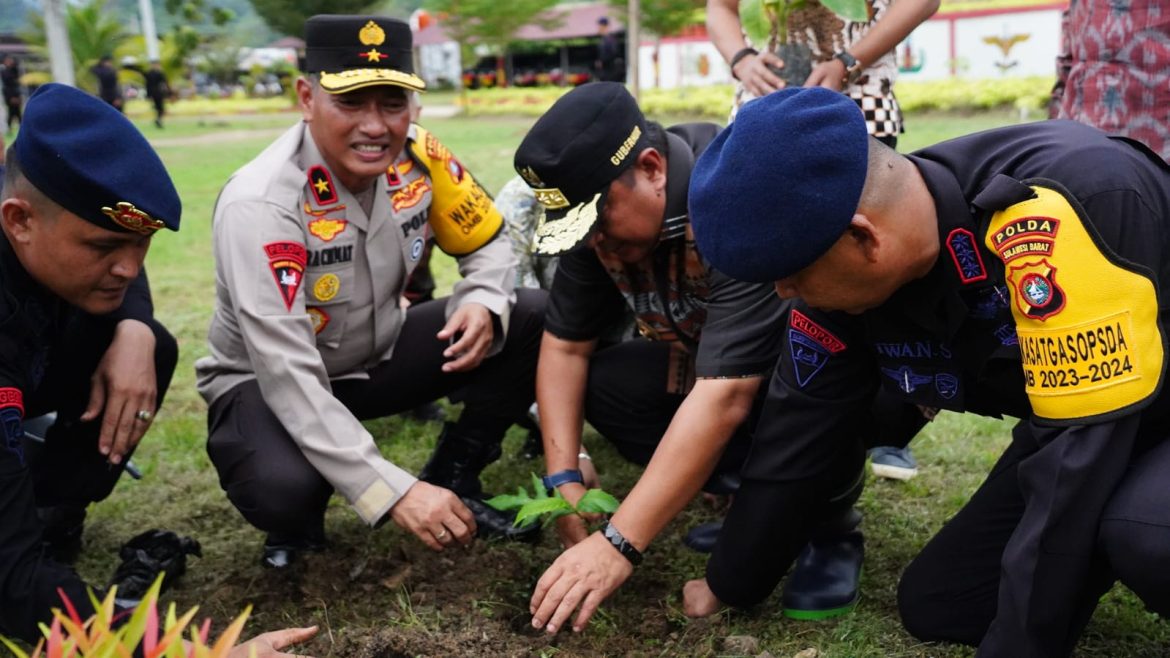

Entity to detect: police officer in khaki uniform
[196,15,544,567]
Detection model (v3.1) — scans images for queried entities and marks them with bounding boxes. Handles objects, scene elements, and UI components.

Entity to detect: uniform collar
[659,131,695,242]
[880,156,988,337]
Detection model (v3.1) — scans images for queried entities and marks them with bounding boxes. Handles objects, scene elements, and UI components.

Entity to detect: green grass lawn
[52,105,1169,657]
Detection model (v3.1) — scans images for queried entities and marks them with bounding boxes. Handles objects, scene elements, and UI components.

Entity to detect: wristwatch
[833,51,865,85]
[602,522,644,566]
[541,469,583,492]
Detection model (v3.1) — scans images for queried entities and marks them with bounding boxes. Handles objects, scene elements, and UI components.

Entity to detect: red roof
[413,2,623,47]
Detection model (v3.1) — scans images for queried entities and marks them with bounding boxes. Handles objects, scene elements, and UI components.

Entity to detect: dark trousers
[150,95,165,124]
[24,315,178,508]
[4,95,19,130]
[206,289,546,538]
[0,314,175,641]
[898,421,1170,651]
[583,339,755,479]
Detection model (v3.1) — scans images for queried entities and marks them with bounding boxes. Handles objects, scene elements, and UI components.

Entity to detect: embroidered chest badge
[307,307,331,334]
[264,242,307,311]
[313,273,341,302]
[392,178,430,212]
[308,218,348,241]
[787,309,847,388]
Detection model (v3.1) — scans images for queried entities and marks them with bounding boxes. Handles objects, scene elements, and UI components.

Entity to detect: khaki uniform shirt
[195,122,516,526]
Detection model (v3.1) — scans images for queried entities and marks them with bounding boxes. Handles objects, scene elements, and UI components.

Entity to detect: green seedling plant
[740,0,868,48]
[486,473,620,527]
[0,575,255,658]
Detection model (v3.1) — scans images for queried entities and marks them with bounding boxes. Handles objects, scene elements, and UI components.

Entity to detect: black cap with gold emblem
[513,82,649,255]
[304,15,425,94]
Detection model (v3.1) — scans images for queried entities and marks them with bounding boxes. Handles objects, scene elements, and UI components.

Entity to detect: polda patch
[264,242,307,311]
[787,309,846,387]
[990,216,1059,263]
[307,165,339,206]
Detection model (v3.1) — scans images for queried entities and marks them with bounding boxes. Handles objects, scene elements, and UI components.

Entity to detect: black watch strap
[833,51,864,85]
[602,522,643,566]
[728,47,759,79]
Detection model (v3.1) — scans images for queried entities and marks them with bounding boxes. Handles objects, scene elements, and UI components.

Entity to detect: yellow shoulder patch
[984,182,1164,423]
[407,126,502,256]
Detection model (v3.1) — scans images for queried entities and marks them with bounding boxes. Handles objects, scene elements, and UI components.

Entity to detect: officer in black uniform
[0,84,319,658]
[686,87,1170,656]
[0,82,179,640]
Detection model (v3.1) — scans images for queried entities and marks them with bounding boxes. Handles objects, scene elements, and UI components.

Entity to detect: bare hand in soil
[390,481,476,550]
[530,531,634,634]
[228,625,319,657]
[682,577,722,618]
[733,51,786,97]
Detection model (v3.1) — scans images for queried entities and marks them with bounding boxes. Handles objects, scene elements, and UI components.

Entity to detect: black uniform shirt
[545,123,789,380]
[0,227,154,641]
[709,121,1170,655]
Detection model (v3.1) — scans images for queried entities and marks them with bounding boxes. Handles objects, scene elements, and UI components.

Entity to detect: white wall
[646,5,1064,88]
[418,42,462,88]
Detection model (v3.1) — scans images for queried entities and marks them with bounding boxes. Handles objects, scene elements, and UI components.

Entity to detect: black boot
[261,528,327,569]
[419,422,539,543]
[37,504,87,564]
[781,507,864,620]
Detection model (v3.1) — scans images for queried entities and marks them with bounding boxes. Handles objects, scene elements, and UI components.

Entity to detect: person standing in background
[1,55,21,135]
[90,55,123,112]
[1050,0,1170,163]
[144,60,170,129]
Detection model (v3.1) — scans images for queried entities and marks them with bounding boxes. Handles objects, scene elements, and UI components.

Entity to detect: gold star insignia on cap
[314,178,331,195]
[363,48,387,63]
[102,201,166,235]
[359,20,386,46]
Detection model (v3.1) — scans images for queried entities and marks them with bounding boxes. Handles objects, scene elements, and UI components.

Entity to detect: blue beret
[689,87,867,282]
[13,83,180,234]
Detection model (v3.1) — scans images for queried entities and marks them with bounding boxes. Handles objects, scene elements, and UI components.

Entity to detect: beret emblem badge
[101,201,165,234]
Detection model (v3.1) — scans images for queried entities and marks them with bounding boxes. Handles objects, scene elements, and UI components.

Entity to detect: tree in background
[249,0,376,39]
[608,0,703,87]
[424,0,562,86]
[23,0,128,90]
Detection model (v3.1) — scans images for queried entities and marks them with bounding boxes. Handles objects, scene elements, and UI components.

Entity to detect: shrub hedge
[456,76,1055,119]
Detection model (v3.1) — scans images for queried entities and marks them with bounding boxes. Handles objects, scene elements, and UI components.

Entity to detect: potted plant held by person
[739,0,869,88]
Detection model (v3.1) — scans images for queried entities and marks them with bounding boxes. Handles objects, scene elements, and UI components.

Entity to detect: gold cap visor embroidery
[319,68,426,94]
